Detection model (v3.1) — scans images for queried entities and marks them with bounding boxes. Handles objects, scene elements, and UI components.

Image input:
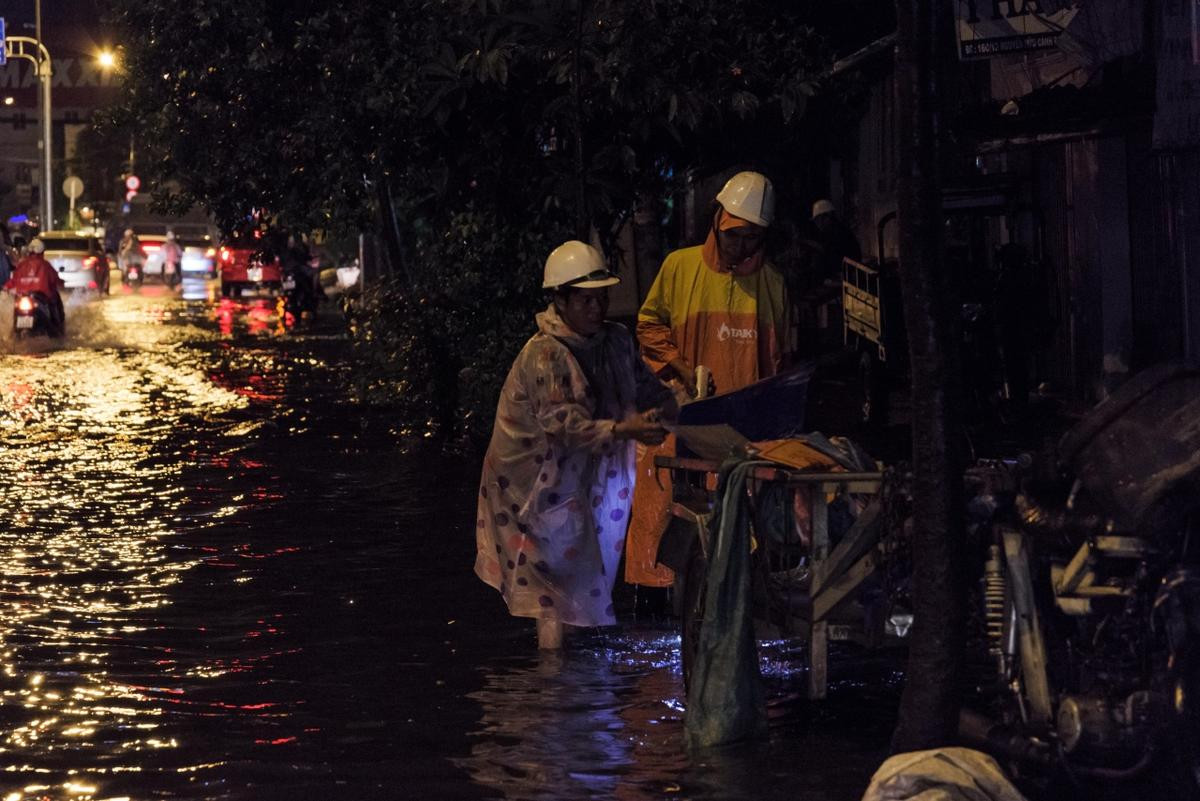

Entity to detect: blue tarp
[676,364,814,449]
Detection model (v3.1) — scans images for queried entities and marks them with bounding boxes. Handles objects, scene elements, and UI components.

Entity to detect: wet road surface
[0,289,898,800]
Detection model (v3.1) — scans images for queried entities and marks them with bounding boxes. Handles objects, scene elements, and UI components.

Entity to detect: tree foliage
[106,0,850,444]
[108,0,832,240]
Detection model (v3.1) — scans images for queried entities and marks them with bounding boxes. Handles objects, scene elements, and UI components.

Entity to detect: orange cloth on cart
[626,243,791,586]
[753,439,843,472]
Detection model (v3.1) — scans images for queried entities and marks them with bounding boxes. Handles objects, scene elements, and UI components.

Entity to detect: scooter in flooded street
[123,263,143,289]
[12,292,62,339]
[282,270,323,325]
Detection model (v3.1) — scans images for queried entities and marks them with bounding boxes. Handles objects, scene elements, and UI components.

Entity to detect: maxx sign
[955,0,1081,60]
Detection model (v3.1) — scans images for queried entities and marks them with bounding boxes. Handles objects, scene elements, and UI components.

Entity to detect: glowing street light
[95,47,136,189]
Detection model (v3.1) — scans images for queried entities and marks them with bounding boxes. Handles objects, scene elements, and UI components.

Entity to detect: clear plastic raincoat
[475,303,671,627]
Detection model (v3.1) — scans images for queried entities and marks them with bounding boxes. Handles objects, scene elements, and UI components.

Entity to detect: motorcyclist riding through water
[162,231,182,288]
[118,228,143,285]
[6,238,66,337]
[282,233,321,319]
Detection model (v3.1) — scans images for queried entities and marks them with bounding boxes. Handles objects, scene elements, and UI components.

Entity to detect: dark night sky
[3,1,112,58]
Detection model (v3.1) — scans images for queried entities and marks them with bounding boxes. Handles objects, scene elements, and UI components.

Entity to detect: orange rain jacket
[625,242,791,586]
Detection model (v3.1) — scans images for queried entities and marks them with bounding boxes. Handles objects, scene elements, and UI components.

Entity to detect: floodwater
[0,288,898,801]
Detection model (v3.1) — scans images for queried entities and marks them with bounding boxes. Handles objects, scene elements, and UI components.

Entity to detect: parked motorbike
[957,364,1200,795]
[12,292,59,339]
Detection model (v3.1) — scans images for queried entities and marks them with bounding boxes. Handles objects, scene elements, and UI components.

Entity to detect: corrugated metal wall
[1153,149,1200,365]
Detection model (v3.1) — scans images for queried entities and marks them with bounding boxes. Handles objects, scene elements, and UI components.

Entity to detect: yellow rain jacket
[626,242,791,586]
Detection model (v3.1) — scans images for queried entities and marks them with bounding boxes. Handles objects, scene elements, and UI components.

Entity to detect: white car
[39,231,111,294]
[129,223,217,281]
[179,236,219,301]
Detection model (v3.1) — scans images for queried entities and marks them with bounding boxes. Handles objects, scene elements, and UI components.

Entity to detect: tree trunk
[375,170,409,282]
[572,0,588,241]
[890,0,967,753]
[632,193,665,300]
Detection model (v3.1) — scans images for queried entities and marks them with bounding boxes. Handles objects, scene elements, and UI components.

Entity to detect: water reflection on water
[0,294,894,801]
[459,629,898,801]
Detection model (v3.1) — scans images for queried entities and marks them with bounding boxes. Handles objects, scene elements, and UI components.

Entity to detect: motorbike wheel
[680,536,708,697]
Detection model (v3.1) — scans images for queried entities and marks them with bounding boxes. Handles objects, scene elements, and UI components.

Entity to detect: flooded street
[0,290,896,801]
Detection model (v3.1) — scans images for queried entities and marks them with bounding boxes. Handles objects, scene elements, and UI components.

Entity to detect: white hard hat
[715,171,775,227]
[812,199,836,219]
[28,238,44,254]
[542,240,619,290]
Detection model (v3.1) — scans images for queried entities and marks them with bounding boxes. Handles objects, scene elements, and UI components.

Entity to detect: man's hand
[614,411,667,445]
[669,358,697,398]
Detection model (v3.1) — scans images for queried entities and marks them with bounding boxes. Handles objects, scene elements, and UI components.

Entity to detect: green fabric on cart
[685,458,770,748]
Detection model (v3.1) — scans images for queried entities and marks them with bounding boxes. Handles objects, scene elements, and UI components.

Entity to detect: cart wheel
[680,536,707,696]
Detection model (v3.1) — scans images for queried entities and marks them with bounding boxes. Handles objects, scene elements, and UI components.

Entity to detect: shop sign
[955,0,1081,60]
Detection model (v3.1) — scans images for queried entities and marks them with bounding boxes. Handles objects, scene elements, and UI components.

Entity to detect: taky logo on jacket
[717,322,757,343]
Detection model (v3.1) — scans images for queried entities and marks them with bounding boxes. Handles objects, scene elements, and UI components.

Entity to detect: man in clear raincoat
[474,241,676,649]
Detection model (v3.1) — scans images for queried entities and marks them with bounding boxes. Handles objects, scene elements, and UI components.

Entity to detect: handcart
[656,451,889,700]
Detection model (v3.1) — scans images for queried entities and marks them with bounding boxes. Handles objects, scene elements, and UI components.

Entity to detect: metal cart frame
[656,455,885,699]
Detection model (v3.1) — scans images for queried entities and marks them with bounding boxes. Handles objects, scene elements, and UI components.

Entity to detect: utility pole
[890,0,968,753]
[35,0,52,229]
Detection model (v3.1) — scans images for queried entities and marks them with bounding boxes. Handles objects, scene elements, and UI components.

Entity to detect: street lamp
[6,0,53,229]
[35,0,51,230]
[4,35,53,230]
[95,47,135,201]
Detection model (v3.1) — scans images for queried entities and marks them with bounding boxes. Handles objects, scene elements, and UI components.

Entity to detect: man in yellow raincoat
[625,171,793,588]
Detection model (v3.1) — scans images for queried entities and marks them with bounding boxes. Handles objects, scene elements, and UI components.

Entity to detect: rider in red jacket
[6,239,66,335]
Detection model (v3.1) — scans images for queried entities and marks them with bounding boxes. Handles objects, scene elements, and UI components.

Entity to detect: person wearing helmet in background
[118,228,142,282]
[805,198,860,286]
[5,238,66,337]
[161,231,183,289]
[625,170,793,591]
[791,199,861,353]
[475,240,677,650]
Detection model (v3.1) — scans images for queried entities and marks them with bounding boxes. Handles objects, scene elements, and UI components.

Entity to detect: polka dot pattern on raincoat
[474,303,671,627]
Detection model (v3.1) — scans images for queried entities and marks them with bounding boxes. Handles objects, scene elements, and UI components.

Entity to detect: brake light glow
[220,248,232,263]
[17,296,33,312]
[88,280,98,290]
[142,244,160,254]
